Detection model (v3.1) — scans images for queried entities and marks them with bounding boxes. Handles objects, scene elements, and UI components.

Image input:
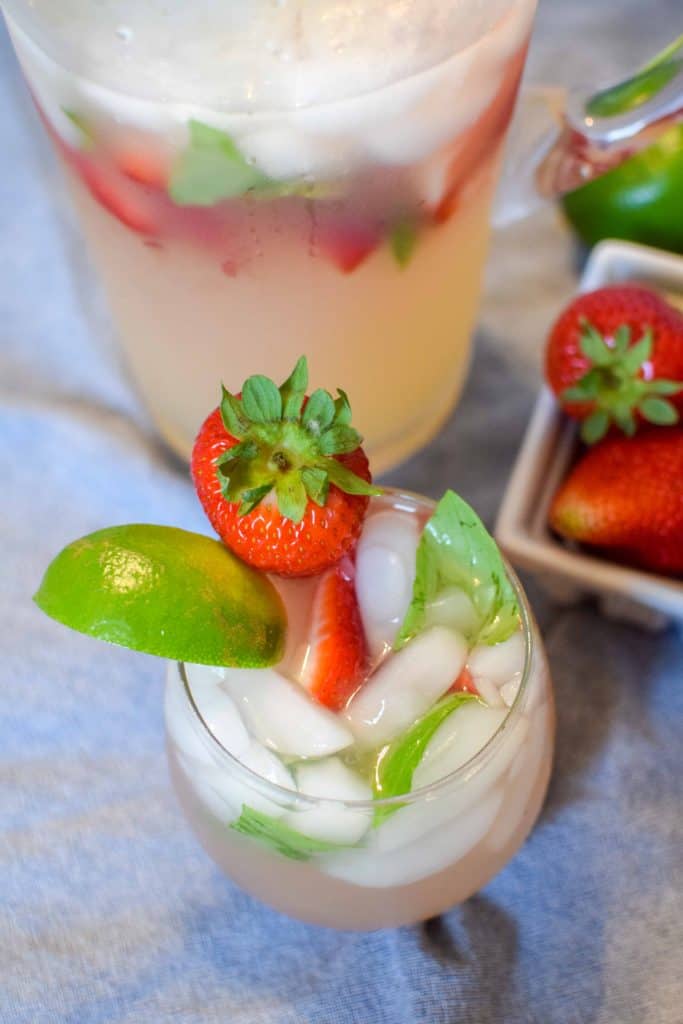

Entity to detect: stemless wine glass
[1,0,537,470]
[164,490,555,930]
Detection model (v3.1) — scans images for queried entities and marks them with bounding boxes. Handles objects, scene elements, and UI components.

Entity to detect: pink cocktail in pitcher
[2,0,536,469]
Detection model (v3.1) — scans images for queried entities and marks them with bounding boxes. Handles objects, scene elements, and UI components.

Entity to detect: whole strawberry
[550,428,683,575]
[545,285,683,443]
[192,358,380,577]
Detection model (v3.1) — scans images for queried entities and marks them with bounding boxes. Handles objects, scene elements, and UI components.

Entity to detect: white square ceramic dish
[495,240,683,631]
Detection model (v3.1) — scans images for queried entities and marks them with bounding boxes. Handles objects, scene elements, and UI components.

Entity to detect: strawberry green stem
[216,357,381,522]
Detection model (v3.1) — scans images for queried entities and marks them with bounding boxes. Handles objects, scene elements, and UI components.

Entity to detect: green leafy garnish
[169,120,344,207]
[33,524,286,666]
[62,108,94,149]
[169,120,271,206]
[372,692,476,825]
[390,221,418,268]
[396,490,520,649]
[561,319,682,444]
[215,356,381,524]
[230,805,353,861]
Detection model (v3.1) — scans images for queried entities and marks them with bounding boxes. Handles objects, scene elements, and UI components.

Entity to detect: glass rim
[2,0,530,115]
[175,488,535,811]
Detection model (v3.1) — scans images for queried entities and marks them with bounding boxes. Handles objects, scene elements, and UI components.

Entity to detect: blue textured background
[2,3,682,1021]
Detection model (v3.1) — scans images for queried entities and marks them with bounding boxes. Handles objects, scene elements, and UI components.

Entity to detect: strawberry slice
[81,160,161,235]
[114,146,169,188]
[450,667,479,696]
[300,558,369,711]
[316,219,379,273]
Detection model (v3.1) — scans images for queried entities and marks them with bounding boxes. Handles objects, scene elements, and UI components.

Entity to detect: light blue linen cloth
[2,4,682,1021]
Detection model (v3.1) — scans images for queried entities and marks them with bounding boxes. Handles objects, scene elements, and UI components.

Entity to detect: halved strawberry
[300,558,369,710]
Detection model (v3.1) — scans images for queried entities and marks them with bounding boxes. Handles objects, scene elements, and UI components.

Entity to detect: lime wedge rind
[33,524,287,667]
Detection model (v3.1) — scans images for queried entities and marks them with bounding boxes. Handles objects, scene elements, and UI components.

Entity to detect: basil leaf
[169,120,270,206]
[390,221,418,268]
[373,692,476,825]
[396,490,519,649]
[62,108,94,149]
[230,805,352,861]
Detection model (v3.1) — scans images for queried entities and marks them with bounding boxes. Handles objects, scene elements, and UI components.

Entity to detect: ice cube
[185,664,250,758]
[321,788,504,889]
[371,709,529,858]
[280,758,372,844]
[425,586,480,637]
[344,627,467,749]
[191,741,294,822]
[412,702,508,789]
[500,675,522,708]
[468,631,526,690]
[472,674,506,708]
[223,667,353,758]
[355,510,421,658]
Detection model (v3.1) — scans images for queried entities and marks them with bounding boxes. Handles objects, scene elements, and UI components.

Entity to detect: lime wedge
[33,525,286,667]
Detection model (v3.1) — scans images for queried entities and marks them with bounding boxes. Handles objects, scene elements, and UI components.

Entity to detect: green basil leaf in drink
[33,524,286,666]
[230,805,354,861]
[169,120,271,206]
[169,120,344,207]
[372,692,477,825]
[62,108,95,149]
[396,490,520,649]
[390,221,418,268]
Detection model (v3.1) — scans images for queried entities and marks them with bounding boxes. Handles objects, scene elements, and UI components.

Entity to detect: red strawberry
[114,146,169,188]
[85,162,161,235]
[550,427,683,575]
[450,667,479,696]
[545,285,683,443]
[315,219,379,273]
[300,558,369,710]
[191,357,380,577]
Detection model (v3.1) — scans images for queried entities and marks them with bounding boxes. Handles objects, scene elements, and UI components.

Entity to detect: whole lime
[562,124,683,254]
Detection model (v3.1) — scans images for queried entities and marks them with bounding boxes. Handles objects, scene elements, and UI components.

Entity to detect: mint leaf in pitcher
[169,120,271,205]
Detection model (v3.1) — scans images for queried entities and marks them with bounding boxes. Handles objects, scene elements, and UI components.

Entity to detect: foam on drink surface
[6,0,520,107]
[5,0,535,178]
